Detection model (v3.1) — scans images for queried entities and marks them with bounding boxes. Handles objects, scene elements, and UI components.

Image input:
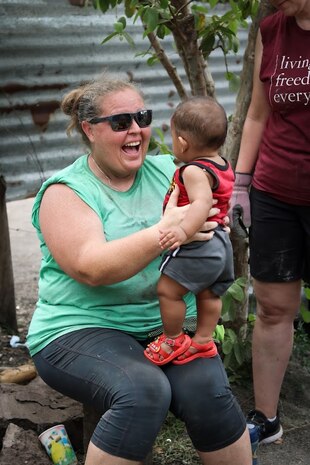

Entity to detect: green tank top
[27,154,196,355]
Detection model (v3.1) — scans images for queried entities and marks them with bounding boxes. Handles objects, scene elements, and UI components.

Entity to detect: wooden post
[83,404,153,464]
[0,176,18,332]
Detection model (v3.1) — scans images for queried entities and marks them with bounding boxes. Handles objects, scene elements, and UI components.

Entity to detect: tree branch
[146,30,188,99]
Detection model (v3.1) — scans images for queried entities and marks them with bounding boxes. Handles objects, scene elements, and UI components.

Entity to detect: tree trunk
[169,0,215,97]
[0,176,18,333]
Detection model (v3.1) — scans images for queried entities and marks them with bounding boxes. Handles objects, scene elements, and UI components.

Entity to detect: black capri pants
[33,327,246,461]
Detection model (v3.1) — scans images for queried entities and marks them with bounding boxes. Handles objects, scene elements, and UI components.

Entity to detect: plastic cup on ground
[39,424,78,465]
[248,424,259,465]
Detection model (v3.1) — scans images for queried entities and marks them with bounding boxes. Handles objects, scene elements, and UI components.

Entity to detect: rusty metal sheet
[0,0,246,201]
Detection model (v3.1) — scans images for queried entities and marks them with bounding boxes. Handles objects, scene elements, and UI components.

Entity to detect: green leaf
[221,292,233,316]
[118,16,127,28]
[160,0,169,8]
[213,324,225,342]
[226,328,237,343]
[123,31,136,48]
[149,130,172,154]
[233,342,244,366]
[157,24,167,40]
[124,1,136,17]
[231,34,240,53]
[93,0,99,9]
[147,55,159,66]
[248,313,256,323]
[154,128,165,143]
[304,286,310,299]
[226,71,240,93]
[209,0,219,8]
[238,0,251,19]
[300,304,310,323]
[222,339,233,355]
[191,5,209,15]
[195,13,206,33]
[234,277,247,287]
[223,350,232,368]
[101,31,119,44]
[148,136,159,152]
[114,21,125,33]
[227,280,246,302]
[143,7,159,33]
[97,0,110,13]
[200,34,215,59]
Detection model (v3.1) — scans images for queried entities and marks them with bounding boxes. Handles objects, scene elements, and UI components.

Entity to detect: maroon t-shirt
[253,11,310,205]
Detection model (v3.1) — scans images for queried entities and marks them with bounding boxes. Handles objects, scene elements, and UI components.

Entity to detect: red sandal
[172,339,218,365]
[144,333,191,366]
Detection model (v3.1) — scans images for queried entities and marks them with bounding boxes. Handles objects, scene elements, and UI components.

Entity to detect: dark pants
[250,187,310,283]
[33,327,246,461]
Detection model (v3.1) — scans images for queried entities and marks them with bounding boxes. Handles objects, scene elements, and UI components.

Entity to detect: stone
[0,423,51,465]
[0,375,153,463]
[0,376,84,453]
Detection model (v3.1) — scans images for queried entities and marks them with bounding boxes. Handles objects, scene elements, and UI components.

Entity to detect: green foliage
[300,283,310,323]
[101,16,136,46]
[154,412,201,465]
[214,321,225,343]
[221,277,254,381]
[226,70,241,93]
[93,0,259,73]
[198,12,240,59]
[148,128,172,154]
[221,276,247,321]
[293,319,310,372]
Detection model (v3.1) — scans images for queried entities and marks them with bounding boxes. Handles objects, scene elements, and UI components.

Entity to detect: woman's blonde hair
[61,72,143,147]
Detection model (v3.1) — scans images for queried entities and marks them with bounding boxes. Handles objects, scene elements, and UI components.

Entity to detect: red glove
[229,172,252,230]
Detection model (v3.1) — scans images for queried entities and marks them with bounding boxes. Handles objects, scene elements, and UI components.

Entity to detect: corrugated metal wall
[0,0,248,201]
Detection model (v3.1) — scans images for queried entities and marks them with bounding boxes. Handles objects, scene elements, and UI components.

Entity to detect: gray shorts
[159,228,234,295]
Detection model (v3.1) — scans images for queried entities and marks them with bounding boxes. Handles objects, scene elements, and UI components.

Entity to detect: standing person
[230,0,310,444]
[144,96,234,365]
[27,73,252,465]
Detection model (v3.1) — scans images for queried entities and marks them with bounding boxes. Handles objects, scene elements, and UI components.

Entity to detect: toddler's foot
[144,333,191,366]
[172,338,218,365]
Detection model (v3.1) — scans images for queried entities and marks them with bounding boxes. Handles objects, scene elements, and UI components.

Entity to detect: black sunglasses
[88,109,152,132]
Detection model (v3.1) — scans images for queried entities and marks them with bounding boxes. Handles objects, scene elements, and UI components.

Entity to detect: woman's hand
[158,185,189,231]
[159,187,223,242]
[189,208,219,242]
[193,208,230,239]
[159,225,188,250]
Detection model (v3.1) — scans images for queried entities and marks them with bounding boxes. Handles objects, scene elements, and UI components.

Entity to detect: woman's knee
[131,364,172,413]
[254,280,301,323]
[92,367,171,460]
[165,358,246,451]
[100,360,172,423]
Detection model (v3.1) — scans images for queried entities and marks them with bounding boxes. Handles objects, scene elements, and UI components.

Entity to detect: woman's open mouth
[122,141,141,155]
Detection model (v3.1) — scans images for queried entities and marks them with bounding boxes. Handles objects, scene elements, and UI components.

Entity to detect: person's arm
[39,183,218,287]
[230,30,271,229]
[236,29,271,173]
[159,165,213,250]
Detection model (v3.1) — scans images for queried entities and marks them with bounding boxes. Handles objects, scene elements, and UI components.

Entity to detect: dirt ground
[1,198,310,465]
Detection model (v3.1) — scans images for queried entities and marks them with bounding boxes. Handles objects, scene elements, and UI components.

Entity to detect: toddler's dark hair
[171,96,227,151]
